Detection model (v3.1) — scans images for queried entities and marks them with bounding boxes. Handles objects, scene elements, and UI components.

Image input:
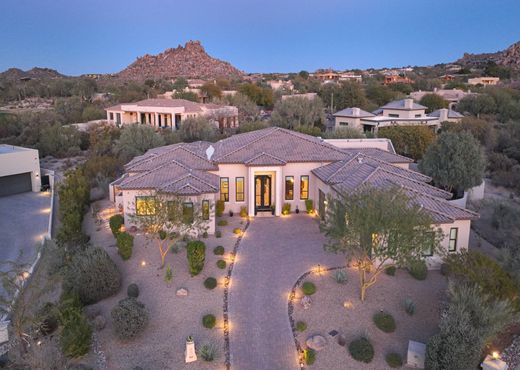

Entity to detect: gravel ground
[83,200,246,370]
[292,267,448,370]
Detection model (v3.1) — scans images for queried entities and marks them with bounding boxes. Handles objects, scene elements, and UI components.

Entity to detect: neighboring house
[314,70,340,81]
[428,108,464,123]
[110,127,477,266]
[338,73,362,83]
[383,75,413,85]
[267,80,294,91]
[105,99,239,130]
[467,77,500,86]
[410,88,474,109]
[0,144,41,197]
[334,99,442,132]
[281,93,318,101]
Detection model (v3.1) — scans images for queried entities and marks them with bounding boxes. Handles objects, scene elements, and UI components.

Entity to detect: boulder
[337,334,346,347]
[94,315,106,331]
[306,335,327,351]
[176,288,189,297]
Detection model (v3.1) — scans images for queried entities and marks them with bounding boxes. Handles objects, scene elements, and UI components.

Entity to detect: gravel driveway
[228,215,343,370]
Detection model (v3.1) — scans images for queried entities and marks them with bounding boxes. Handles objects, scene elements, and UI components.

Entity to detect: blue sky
[1,0,519,75]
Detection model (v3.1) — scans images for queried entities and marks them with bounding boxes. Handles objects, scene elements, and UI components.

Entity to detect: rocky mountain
[0,67,65,81]
[457,40,520,70]
[116,40,244,81]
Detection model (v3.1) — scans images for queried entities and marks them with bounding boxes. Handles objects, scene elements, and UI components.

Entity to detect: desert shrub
[215,230,222,238]
[217,219,228,226]
[127,283,139,298]
[111,297,149,340]
[204,277,217,290]
[373,312,396,333]
[164,264,173,283]
[301,281,316,296]
[109,214,124,237]
[216,260,227,269]
[304,348,316,365]
[296,321,307,332]
[408,260,428,280]
[440,263,450,276]
[233,227,242,235]
[63,247,121,305]
[305,199,314,214]
[282,203,291,215]
[202,314,216,329]
[404,298,416,316]
[198,342,218,361]
[216,200,225,217]
[116,232,133,260]
[349,337,374,363]
[186,240,206,276]
[386,352,403,368]
[213,246,225,255]
[59,298,92,358]
[202,231,208,238]
[385,266,396,276]
[333,269,348,284]
[240,206,248,218]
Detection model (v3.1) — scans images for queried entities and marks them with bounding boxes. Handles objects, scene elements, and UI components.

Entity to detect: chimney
[352,107,361,116]
[404,98,414,109]
[439,108,449,122]
[433,87,438,93]
[357,156,363,164]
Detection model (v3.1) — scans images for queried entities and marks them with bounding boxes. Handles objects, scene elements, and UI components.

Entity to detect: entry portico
[247,166,283,217]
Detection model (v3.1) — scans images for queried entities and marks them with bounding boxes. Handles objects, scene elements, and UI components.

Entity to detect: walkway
[228,215,343,370]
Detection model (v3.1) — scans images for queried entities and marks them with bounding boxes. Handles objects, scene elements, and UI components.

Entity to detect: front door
[255,175,271,213]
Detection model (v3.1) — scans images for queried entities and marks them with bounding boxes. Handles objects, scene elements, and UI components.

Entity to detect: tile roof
[333,107,375,118]
[341,148,413,164]
[428,109,464,119]
[380,99,427,110]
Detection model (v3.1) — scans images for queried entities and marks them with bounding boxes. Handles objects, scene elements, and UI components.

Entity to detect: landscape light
[492,351,500,360]
[140,260,146,267]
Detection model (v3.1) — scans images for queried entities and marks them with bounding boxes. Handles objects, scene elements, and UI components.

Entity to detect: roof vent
[205,145,215,161]
[357,156,363,164]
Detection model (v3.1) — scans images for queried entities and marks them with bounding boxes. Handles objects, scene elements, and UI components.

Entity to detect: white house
[110,127,478,266]
[467,77,499,86]
[0,144,41,197]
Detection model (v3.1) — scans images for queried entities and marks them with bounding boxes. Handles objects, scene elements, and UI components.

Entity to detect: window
[135,196,156,216]
[423,232,435,257]
[183,202,194,224]
[448,227,458,252]
[285,176,294,200]
[236,177,244,202]
[220,177,229,202]
[202,200,210,220]
[340,122,349,126]
[300,176,309,200]
[415,114,422,118]
[388,113,399,118]
[109,112,114,120]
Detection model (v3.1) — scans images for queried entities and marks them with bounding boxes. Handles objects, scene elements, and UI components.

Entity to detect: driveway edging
[223,219,250,370]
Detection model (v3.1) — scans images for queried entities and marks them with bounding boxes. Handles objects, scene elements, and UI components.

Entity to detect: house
[383,75,413,85]
[467,77,499,86]
[267,80,294,91]
[0,144,41,197]
[281,93,318,101]
[338,73,362,83]
[334,99,440,132]
[110,127,477,266]
[105,99,239,131]
[314,70,340,81]
[410,88,474,109]
[428,108,464,123]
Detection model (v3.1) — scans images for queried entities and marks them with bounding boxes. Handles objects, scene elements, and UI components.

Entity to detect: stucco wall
[0,146,41,192]
[334,117,360,129]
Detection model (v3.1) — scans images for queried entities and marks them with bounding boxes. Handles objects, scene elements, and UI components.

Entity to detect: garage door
[0,172,32,197]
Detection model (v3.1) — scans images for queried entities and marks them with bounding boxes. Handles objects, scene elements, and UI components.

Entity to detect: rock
[93,315,106,331]
[337,334,346,347]
[84,306,100,320]
[306,335,327,351]
[176,288,189,297]
[301,295,312,310]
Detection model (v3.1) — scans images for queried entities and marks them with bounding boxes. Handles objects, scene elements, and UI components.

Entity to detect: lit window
[300,176,309,200]
[449,227,458,252]
[202,200,210,220]
[183,202,194,224]
[285,176,294,200]
[220,177,229,202]
[135,196,156,216]
[236,177,244,202]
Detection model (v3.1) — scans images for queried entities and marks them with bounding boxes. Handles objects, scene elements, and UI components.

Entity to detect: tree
[378,126,436,160]
[440,116,495,148]
[419,94,448,113]
[419,131,486,192]
[54,96,85,123]
[238,83,274,107]
[179,116,218,142]
[114,124,165,163]
[321,186,441,301]
[172,77,188,91]
[425,283,516,370]
[365,82,401,107]
[237,120,270,133]
[201,82,222,100]
[131,194,211,268]
[319,81,367,111]
[457,94,497,117]
[218,93,259,122]
[323,127,366,139]
[271,97,325,129]
[38,124,83,158]
[173,91,199,102]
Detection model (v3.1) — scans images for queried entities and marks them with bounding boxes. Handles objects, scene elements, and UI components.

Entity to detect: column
[275,167,282,216]
[248,167,255,217]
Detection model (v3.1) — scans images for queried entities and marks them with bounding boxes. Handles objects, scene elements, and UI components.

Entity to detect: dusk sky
[1,0,519,76]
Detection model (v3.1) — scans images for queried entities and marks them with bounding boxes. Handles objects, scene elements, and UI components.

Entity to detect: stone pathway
[228,215,343,370]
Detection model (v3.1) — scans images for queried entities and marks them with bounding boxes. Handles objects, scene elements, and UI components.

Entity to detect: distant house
[338,73,362,83]
[281,93,318,101]
[110,127,477,266]
[410,88,474,109]
[383,75,413,85]
[314,70,340,81]
[334,98,462,132]
[105,99,239,131]
[428,108,464,123]
[467,77,499,86]
[267,80,294,91]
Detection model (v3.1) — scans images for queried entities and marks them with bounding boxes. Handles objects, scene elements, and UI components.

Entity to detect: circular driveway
[228,215,344,370]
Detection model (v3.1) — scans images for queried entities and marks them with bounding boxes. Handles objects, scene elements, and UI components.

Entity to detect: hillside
[0,67,65,81]
[457,40,520,70]
[116,40,244,80]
